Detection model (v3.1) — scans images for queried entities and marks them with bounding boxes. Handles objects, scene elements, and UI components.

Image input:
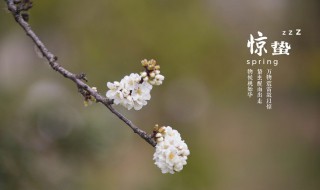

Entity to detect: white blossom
[106,73,152,110]
[149,72,164,86]
[106,59,165,110]
[153,126,190,174]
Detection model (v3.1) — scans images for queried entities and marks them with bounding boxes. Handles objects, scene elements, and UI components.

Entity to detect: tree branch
[4,0,156,147]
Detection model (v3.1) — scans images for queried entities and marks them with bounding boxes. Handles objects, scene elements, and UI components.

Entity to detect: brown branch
[4,0,156,147]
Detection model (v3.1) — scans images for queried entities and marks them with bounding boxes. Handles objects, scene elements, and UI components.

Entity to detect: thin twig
[4,0,156,147]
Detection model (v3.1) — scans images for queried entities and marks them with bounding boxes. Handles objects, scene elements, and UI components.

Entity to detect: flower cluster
[153,125,190,174]
[106,59,164,110]
[141,59,164,86]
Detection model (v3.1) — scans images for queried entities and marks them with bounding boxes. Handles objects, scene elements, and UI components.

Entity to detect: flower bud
[141,59,148,66]
[155,74,164,80]
[148,65,154,70]
[150,72,156,78]
[157,137,164,142]
[140,72,147,78]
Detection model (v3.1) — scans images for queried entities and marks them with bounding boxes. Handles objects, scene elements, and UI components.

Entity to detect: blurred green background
[0,0,320,190]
